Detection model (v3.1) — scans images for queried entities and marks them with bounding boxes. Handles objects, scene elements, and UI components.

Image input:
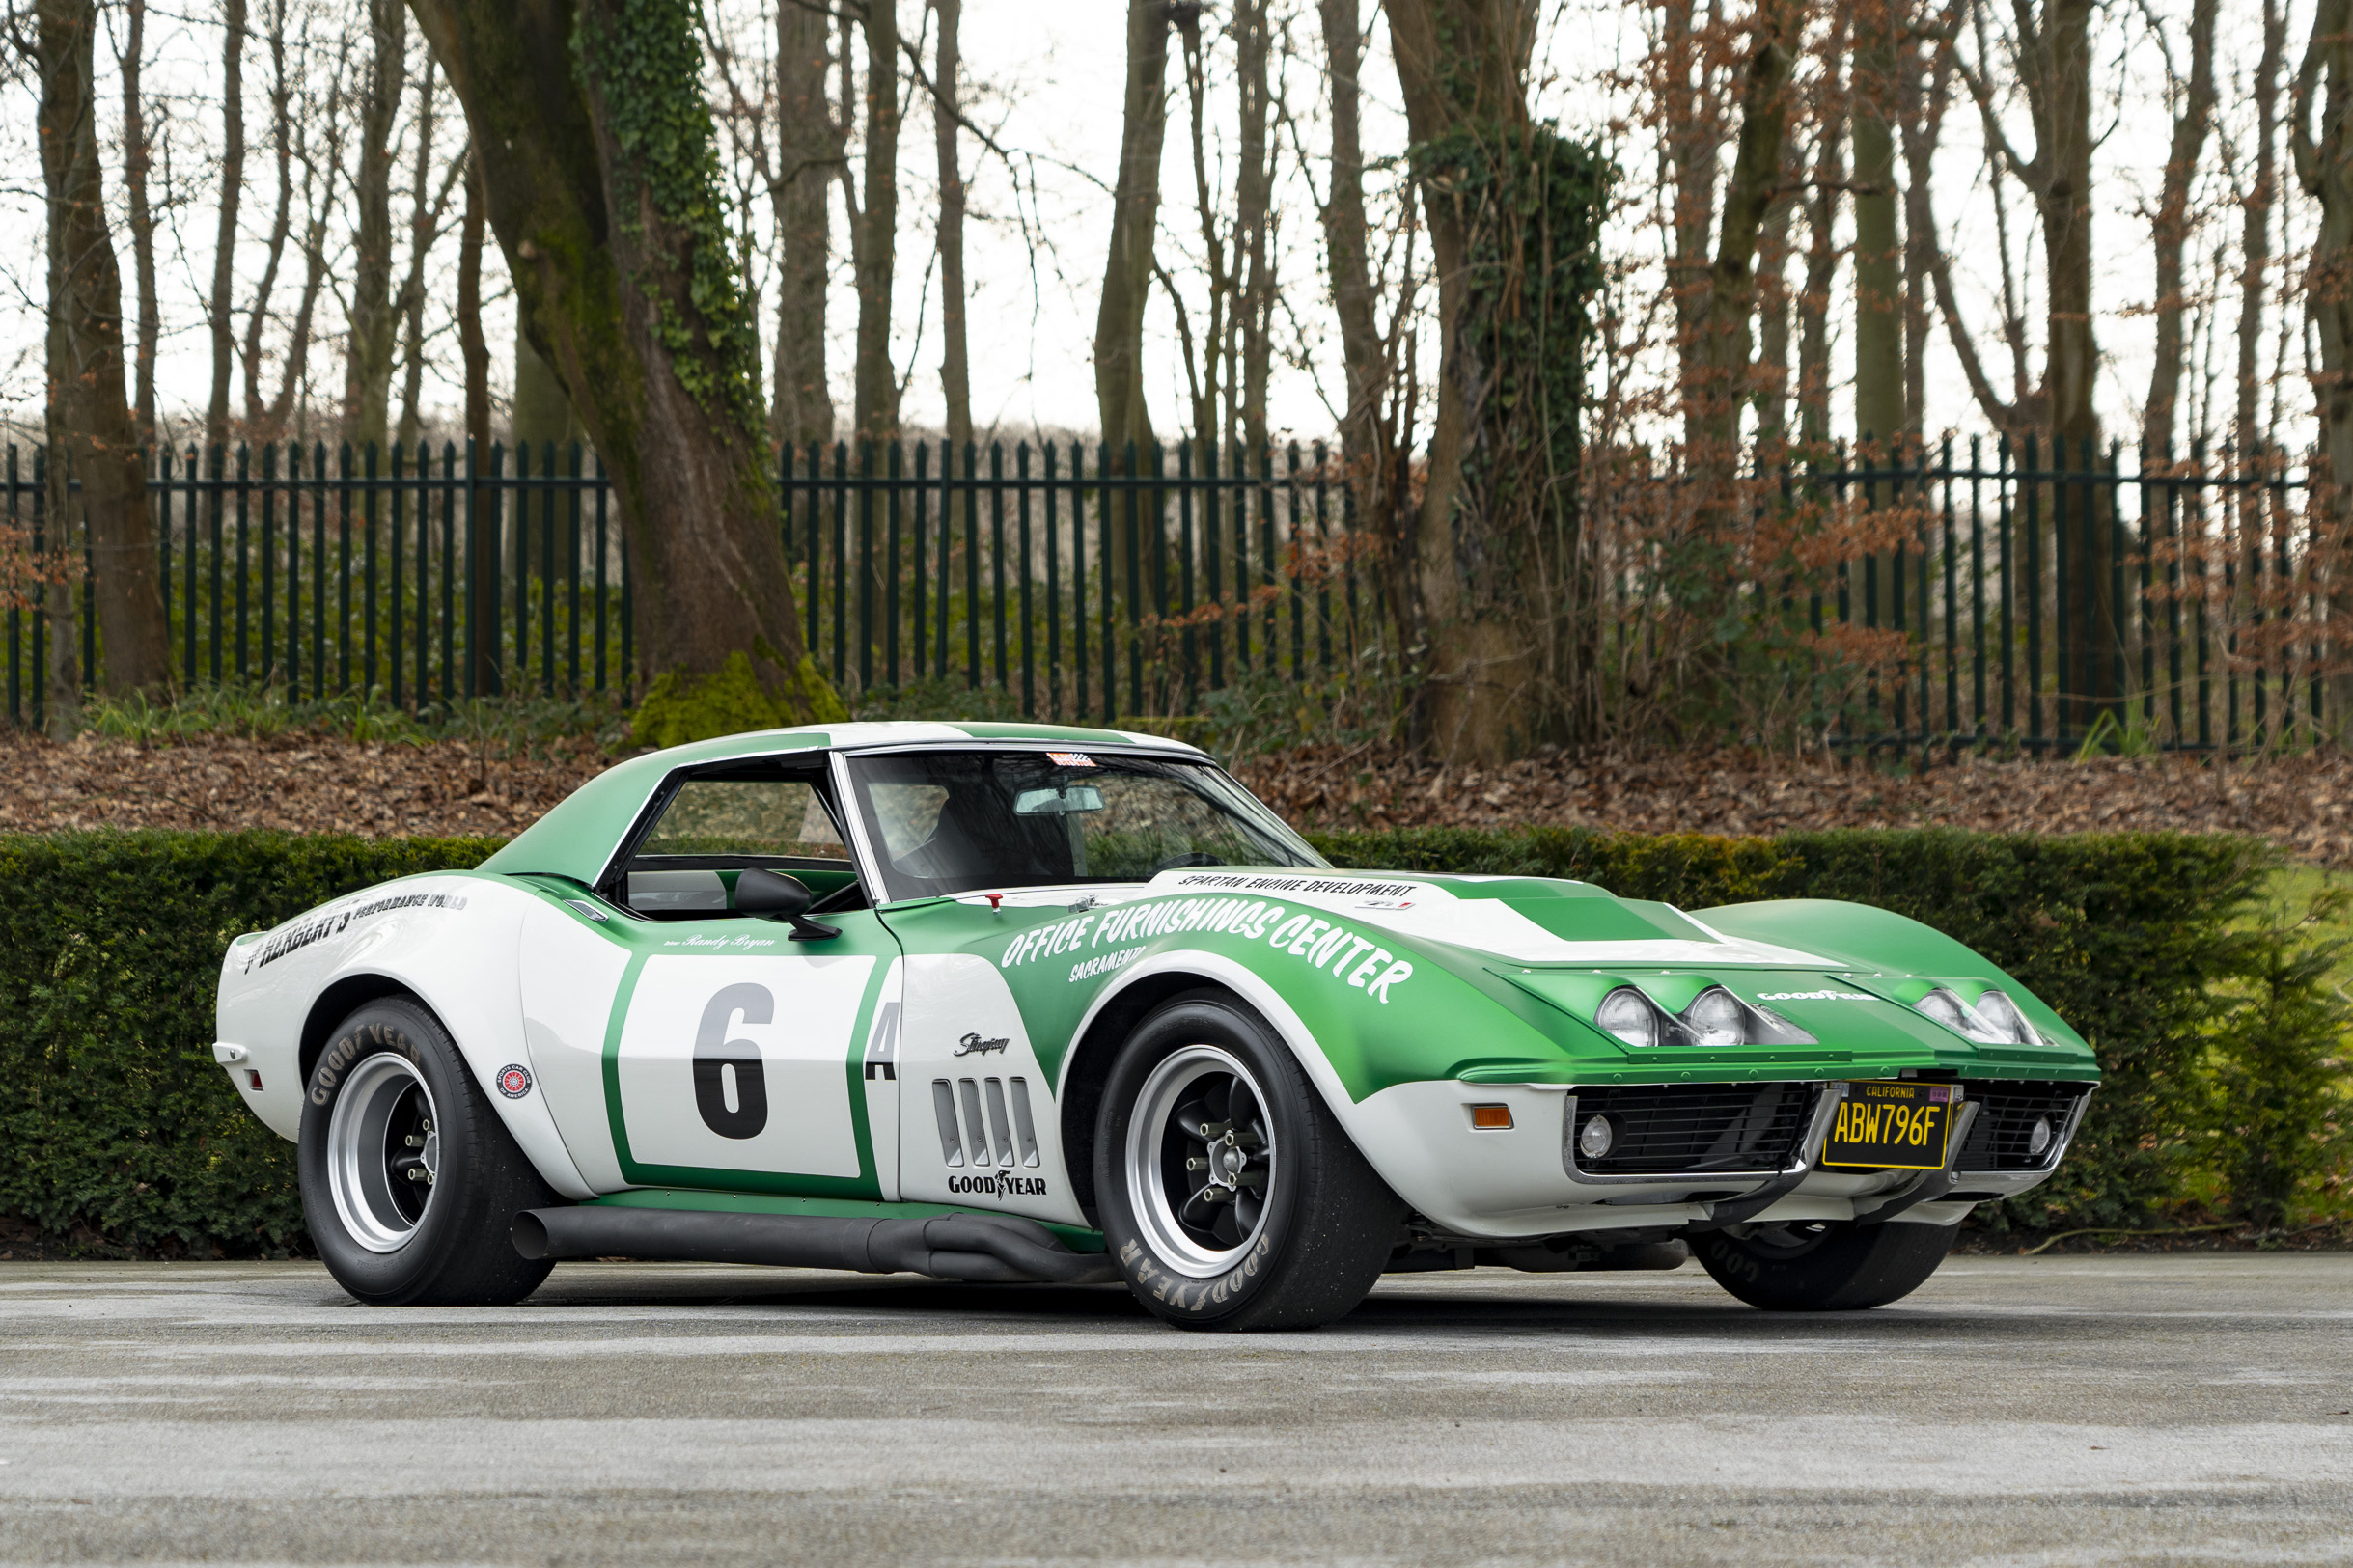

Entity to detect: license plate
[1822,1082,1958,1169]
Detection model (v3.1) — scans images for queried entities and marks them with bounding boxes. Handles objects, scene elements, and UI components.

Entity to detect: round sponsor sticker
[495,1064,533,1099]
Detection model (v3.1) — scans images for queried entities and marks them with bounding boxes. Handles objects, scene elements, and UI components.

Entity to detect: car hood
[1135,867,1839,969]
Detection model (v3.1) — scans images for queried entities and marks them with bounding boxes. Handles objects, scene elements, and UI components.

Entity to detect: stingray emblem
[953,1032,1010,1058]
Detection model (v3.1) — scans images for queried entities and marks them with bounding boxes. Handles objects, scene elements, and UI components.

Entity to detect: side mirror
[734,867,842,941]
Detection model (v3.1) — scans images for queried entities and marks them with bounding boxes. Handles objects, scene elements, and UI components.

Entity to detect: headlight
[1683,986,1746,1048]
[1595,987,1659,1048]
[1971,989,2041,1045]
[1914,986,2041,1046]
[1591,984,1813,1048]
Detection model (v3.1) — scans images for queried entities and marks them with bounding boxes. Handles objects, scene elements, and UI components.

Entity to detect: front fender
[214,872,593,1198]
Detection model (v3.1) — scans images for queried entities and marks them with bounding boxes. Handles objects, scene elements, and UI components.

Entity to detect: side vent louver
[930,1076,1041,1169]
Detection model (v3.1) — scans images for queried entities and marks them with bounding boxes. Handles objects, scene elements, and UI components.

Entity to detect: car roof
[476,720,1210,885]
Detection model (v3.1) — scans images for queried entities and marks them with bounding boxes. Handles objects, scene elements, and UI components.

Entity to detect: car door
[525,765,903,1199]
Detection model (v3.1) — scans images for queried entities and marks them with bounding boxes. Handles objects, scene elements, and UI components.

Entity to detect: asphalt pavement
[2,1252,2350,1565]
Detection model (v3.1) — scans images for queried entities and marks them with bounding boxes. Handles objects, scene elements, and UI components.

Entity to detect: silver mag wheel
[326,1051,441,1252]
[1124,1043,1279,1279]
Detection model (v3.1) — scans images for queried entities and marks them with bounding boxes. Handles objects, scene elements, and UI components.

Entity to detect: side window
[640,779,847,860]
[624,775,852,918]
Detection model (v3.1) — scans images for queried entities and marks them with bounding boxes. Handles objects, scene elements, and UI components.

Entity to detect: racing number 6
[693,983,773,1140]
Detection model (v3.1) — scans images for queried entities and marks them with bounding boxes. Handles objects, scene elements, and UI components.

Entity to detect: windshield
[843,749,1326,901]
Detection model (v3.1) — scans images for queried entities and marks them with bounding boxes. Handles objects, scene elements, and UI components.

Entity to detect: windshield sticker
[1005,893,1415,1003]
[1176,872,1421,899]
[1046,751,1097,768]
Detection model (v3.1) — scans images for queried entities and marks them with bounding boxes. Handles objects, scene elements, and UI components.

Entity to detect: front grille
[1569,1082,1815,1177]
[1957,1081,2091,1172]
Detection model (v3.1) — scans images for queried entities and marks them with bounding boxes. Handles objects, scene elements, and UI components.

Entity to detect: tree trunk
[457,150,489,455]
[119,0,158,441]
[263,137,331,439]
[512,331,580,454]
[457,146,496,698]
[1660,0,1723,458]
[1390,0,1607,762]
[932,0,972,452]
[1315,0,1385,477]
[411,0,838,741]
[1234,0,1274,463]
[771,0,838,452]
[1692,0,1793,461]
[2295,0,2353,734]
[2144,0,2218,463]
[1096,0,1171,453]
[38,0,171,697]
[208,0,247,446]
[395,59,442,454]
[2240,0,2285,450]
[343,0,404,455]
[1850,0,1902,453]
[850,0,900,443]
[2038,0,2109,718]
[1795,14,1846,446]
[242,0,296,432]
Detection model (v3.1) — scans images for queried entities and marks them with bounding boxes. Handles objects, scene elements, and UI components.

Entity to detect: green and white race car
[215,722,2097,1329]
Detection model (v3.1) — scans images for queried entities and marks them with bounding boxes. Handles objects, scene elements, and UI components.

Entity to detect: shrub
[0,832,500,1256]
[0,824,2334,1253]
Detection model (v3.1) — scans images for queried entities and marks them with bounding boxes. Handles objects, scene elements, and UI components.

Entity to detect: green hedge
[0,833,501,1256]
[1,826,2338,1254]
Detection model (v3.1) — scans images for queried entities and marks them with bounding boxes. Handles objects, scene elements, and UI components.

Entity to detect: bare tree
[343,0,404,454]
[1851,0,1902,448]
[240,0,296,433]
[1314,0,1386,475]
[208,0,247,445]
[396,59,458,454]
[774,0,841,451]
[33,0,170,697]
[414,0,837,737]
[115,0,158,440]
[259,53,342,441]
[1794,8,1847,445]
[2240,0,2286,450]
[2294,0,2353,731]
[1097,0,1172,454]
[2144,0,2219,463]
[850,0,900,442]
[1233,0,1275,460]
[457,147,487,456]
[932,0,971,452]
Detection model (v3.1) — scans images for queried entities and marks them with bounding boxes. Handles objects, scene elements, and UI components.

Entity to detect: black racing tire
[298,996,558,1306]
[1692,1219,1955,1310]
[1093,991,1403,1332]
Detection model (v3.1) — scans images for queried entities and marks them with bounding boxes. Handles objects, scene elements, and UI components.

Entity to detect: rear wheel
[299,997,557,1306]
[1693,1219,1954,1310]
[1093,993,1401,1331]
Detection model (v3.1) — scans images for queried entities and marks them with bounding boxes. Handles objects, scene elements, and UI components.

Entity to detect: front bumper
[1345,1076,2094,1240]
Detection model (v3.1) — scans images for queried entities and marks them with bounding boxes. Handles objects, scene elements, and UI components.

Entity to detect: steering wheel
[1149,851,1226,875]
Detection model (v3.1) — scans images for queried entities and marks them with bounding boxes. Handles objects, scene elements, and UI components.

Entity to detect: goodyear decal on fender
[1000,894,1414,1003]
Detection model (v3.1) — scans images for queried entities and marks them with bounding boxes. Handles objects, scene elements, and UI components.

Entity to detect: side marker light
[1469,1104,1513,1130]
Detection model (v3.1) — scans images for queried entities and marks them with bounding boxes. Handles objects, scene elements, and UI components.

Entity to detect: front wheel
[299,996,558,1306]
[1693,1219,1954,1310]
[1093,992,1402,1331]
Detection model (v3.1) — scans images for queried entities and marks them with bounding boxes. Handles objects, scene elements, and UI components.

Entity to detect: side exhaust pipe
[511,1205,1121,1285]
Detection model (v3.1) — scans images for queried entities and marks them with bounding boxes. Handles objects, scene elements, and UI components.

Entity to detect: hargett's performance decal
[1000,894,1415,1002]
[496,1064,534,1098]
[249,889,469,970]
